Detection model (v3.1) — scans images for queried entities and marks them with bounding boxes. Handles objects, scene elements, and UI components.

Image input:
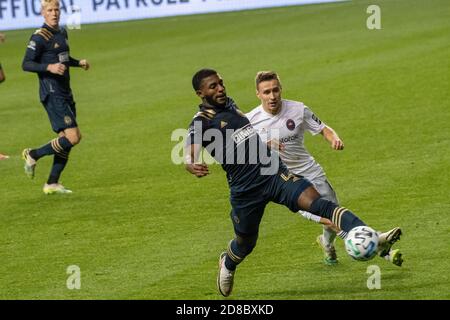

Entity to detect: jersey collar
[259,100,284,118]
[199,97,237,113]
[43,23,60,34]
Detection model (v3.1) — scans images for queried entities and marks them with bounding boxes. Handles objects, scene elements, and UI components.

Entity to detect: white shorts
[310,176,339,205]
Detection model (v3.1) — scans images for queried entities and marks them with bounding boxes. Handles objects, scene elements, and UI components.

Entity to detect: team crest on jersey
[54,43,60,49]
[64,116,72,125]
[286,119,295,131]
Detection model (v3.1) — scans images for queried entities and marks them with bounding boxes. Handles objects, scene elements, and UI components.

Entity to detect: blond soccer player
[22,0,89,194]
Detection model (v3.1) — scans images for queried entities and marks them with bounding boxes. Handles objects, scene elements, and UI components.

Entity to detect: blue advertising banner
[0,0,343,31]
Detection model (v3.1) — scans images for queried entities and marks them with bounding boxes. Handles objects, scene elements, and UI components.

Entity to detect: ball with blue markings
[345,226,379,261]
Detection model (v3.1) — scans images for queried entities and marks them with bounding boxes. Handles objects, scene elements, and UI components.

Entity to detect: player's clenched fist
[79,59,90,70]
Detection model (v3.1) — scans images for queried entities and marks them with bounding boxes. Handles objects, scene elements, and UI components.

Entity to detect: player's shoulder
[188,110,214,134]
[282,99,306,116]
[282,99,305,109]
[195,108,216,121]
[32,27,54,42]
[190,109,215,128]
[245,105,264,121]
[60,27,69,38]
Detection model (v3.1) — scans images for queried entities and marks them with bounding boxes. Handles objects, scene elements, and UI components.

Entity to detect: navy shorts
[230,169,312,236]
[42,95,77,133]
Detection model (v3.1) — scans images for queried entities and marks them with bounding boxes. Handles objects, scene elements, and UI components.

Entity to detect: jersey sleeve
[22,34,48,73]
[186,115,211,148]
[303,106,326,135]
[69,56,80,67]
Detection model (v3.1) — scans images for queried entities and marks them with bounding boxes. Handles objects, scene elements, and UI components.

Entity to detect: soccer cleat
[386,248,403,267]
[377,227,402,257]
[217,252,235,297]
[316,235,338,265]
[43,183,73,195]
[22,148,36,179]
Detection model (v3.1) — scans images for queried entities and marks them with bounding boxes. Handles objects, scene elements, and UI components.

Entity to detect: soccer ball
[345,226,379,261]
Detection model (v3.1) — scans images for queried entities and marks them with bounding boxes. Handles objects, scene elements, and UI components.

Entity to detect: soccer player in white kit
[246,71,403,266]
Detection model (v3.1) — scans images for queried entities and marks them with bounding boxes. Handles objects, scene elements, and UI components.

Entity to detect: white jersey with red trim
[246,99,326,180]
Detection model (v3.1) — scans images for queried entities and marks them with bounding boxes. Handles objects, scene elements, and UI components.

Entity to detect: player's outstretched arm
[185,144,209,178]
[319,216,341,233]
[321,125,344,150]
[300,211,341,233]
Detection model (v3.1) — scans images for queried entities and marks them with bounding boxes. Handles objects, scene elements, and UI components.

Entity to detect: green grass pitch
[0,0,449,299]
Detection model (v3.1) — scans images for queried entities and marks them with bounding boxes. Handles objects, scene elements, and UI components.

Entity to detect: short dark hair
[255,71,282,90]
[192,68,218,91]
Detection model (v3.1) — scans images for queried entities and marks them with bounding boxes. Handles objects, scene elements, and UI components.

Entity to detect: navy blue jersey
[187,98,284,194]
[22,24,80,102]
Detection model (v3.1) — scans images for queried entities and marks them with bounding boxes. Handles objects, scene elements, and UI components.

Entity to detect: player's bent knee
[67,136,80,145]
[65,131,82,145]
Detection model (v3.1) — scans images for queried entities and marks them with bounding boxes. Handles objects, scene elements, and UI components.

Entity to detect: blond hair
[41,0,60,9]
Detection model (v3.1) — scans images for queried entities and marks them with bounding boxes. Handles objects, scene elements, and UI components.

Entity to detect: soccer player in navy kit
[185,69,402,297]
[22,0,89,194]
